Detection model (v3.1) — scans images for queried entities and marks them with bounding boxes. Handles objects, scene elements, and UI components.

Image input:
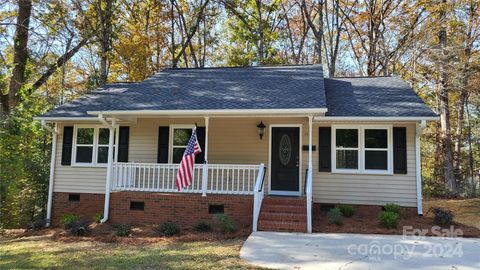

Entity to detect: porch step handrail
[111,162,261,195]
[252,163,266,232]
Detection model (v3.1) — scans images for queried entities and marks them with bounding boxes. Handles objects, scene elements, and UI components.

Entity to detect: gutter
[314,116,440,122]
[99,115,116,224]
[87,108,328,116]
[41,120,58,227]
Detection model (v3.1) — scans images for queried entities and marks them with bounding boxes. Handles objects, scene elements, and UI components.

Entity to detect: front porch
[109,159,309,232]
[101,116,315,233]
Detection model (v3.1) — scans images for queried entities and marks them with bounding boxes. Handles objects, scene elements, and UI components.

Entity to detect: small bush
[379,211,399,229]
[432,207,454,226]
[70,220,90,236]
[337,205,355,218]
[156,222,180,237]
[112,224,131,237]
[28,218,46,230]
[93,214,102,223]
[61,214,80,229]
[215,213,236,233]
[327,208,343,225]
[383,203,401,215]
[193,221,213,232]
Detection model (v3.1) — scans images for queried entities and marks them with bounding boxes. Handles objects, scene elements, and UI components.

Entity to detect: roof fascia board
[33,117,100,122]
[315,116,439,122]
[87,108,328,116]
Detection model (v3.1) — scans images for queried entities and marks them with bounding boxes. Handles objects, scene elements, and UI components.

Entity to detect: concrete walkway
[240,231,480,270]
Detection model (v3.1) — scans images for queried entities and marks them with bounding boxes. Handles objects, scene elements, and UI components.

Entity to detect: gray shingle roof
[324,77,437,117]
[40,65,436,119]
[41,65,326,118]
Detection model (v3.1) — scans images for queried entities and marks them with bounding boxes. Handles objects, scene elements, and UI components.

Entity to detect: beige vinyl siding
[311,123,418,207]
[53,122,107,193]
[53,118,418,207]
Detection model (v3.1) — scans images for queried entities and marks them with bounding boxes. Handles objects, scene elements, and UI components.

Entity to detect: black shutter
[318,127,331,172]
[393,127,407,174]
[157,126,169,163]
[196,127,206,164]
[61,126,74,165]
[117,126,129,162]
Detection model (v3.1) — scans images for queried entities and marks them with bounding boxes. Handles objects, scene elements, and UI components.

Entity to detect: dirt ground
[2,223,252,246]
[313,199,480,237]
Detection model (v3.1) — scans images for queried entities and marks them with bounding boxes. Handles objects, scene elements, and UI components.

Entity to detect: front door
[270,127,300,195]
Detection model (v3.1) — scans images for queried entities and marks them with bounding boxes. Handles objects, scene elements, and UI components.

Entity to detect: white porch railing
[111,162,261,195]
[252,164,266,232]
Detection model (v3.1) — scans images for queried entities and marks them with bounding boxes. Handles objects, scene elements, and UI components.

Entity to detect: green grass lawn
[0,235,262,270]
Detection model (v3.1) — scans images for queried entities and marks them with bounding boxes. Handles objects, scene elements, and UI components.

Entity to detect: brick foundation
[51,192,105,226]
[52,192,253,229]
[109,192,253,229]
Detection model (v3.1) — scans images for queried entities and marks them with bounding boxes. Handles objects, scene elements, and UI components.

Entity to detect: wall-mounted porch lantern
[257,121,266,140]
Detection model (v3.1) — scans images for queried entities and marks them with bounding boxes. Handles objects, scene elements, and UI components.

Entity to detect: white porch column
[308,116,313,172]
[101,119,116,223]
[45,123,58,227]
[202,116,209,196]
[307,115,313,233]
[415,120,426,216]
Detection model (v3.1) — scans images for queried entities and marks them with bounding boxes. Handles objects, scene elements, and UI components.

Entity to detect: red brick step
[257,196,307,233]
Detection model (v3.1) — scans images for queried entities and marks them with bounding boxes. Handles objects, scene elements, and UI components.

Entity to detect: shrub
[337,205,355,218]
[432,207,454,226]
[156,222,180,237]
[61,214,79,229]
[193,221,213,232]
[215,213,236,233]
[93,214,102,223]
[70,220,90,236]
[327,208,343,225]
[112,224,131,237]
[28,218,46,230]
[383,203,401,215]
[379,211,399,229]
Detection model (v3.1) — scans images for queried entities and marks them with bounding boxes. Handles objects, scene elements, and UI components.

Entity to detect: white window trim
[332,125,393,175]
[72,124,118,167]
[168,124,195,164]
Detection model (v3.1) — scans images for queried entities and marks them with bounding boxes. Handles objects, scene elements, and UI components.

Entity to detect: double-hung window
[73,126,117,166]
[335,129,359,170]
[332,125,392,174]
[170,126,193,163]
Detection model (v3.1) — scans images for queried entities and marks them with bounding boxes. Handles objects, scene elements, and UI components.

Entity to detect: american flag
[176,127,202,191]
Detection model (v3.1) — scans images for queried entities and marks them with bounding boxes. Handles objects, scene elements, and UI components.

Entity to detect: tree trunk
[171,0,175,67]
[302,0,323,64]
[437,0,455,193]
[454,2,475,173]
[256,0,264,64]
[97,0,115,86]
[171,0,210,67]
[1,0,32,116]
[366,0,378,76]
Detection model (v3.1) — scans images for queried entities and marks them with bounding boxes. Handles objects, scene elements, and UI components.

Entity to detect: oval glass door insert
[279,134,292,166]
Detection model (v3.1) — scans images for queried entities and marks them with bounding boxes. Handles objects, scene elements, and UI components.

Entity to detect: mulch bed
[313,204,480,238]
[1,223,251,246]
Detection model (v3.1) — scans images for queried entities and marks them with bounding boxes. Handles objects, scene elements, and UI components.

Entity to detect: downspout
[42,120,58,227]
[99,114,116,223]
[415,120,426,216]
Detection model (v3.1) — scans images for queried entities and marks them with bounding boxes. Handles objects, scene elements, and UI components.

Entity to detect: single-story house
[36,65,438,233]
